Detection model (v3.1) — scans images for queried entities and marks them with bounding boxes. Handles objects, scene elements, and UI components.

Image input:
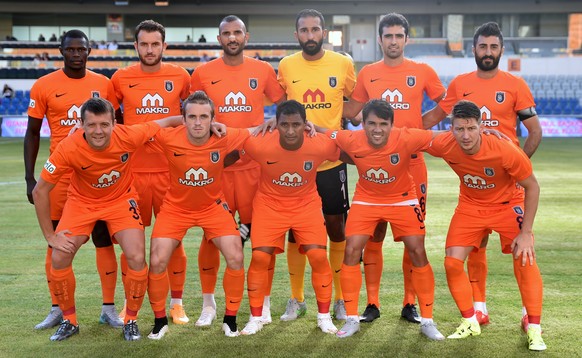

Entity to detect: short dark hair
[362,99,394,124]
[378,13,409,37]
[135,19,165,43]
[473,22,503,48]
[451,100,481,125]
[220,15,246,32]
[183,90,214,118]
[80,97,115,124]
[295,9,325,31]
[60,29,89,48]
[276,100,306,123]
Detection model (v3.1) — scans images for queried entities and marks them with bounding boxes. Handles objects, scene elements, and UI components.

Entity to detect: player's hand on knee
[511,232,536,266]
[48,230,76,253]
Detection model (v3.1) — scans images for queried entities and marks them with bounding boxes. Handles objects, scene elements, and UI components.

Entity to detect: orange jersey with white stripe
[438,70,535,146]
[150,127,250,211]
[40,122,162,204]
[111,62,190,172]
[329,128,433,205]
[242,132,339,200]
[427,132,533,208]
[28,69,119,154]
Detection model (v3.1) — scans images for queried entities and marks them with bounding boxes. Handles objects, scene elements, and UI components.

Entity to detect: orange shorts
[56,192,143,239]
[250,195,327,254]
[132,171,170,227]
[446,203,526,254]
[151,198,239,241]
[49,176,70,221]
[409,159,428,217]
[346,203,425,240]
[222,166,260,224]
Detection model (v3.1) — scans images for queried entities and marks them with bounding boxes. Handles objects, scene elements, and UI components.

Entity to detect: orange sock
[306,248,332,313]
[198,238,220,294]
[340,263,362,316]
[444,256,474,318]
[363,240,383,307]
[514,259,543,324]
[411,263,435,318]
[287,241,306,301]
[168,243,187,299]
[148,271,169,318]
[120,252,128,288]
[223,267,244,316]
[402,249,416,306]
[467,246,488,302]
[124,265,148,323]
[329,241,345,301]
[265,253,276,297]
[50,266,77,325]
[95,245,117,304]
[45,247,58,305]
[247,250,271,316]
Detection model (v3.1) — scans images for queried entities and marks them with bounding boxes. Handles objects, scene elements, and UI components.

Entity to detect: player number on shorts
[414,207,424,223]
[516,215,523,230]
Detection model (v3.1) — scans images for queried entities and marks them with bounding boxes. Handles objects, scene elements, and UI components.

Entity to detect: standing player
[422,22,542,327]
[24,29,122,330]
[111,19,191,325]
[146,91,248,339]
[32,98,183,341]
[426,100,545,351]
[277,8,355,321]
[319,100,444,340]
[190,15,285,326]
[240,100,338,336]
[342,13,445,324]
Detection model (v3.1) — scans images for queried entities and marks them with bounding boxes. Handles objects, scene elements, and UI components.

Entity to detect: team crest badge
[406,76,416,87]
[329,76,337,88]
[513,206,524,215]
[304,161,313,171]
[128,199,138,209]
[165,80,174,92]
[495,91,505,104]
[222,202,231,212]
[121,153,129,163]
[91,91,100,98]
[249,78,258,90]
[420,183,427,194]
[484,167,495,176]
[339,169,346,183]
[210,151,220,163]
[390,153,400,165]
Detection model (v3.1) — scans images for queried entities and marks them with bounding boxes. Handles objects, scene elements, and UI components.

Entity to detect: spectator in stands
[5,35,17,41]
[186,35,192,42]
[41,52,50,61]
[38,34,46,42]
[108,40,118,51]
[58,31,66,42]
[90,40,98,49]
[198,34,207,43]
[33,53,42,67]
[2,84,14,98]
[201,53,210,63]
[49,33,57,42]
[98,40,107,49]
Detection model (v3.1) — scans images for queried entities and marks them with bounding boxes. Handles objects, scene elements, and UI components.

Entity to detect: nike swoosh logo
[173,270,184,274]
[425,303,433,307]
[334,269,341,273]
[132,295,144,299]
[354,155,365,158]
[105,271,116,275]
[447,161,459,165]
[420,226,425,230]
[463,92,473,97]
[363,263,375,266]
[211,80,222,85]
[322,283,331,288]
[54,293,63,296]
[56,93,66,97]
[129,84,139,88]
[229,300,241,304]
[174,152,185,157]
[247,288,257,292]
[267,161,278,165]
[292,80,301,83]
[202,267,214,271]
[81,165,93,170]
[370,78,381,82]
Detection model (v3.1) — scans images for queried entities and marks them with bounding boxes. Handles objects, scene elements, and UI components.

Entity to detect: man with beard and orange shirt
[24,29,122,331]
[422,22,542,329]
[189,15,285,327]
[111,19,191,325]
[342,13,445,324]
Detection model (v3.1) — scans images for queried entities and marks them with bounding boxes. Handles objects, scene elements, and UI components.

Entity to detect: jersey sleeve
[264,64,285,103]
[502,141,533,181]
[226,128,251,152]
[190,67,203,93]
[39,143,70,184]
[514,77,535,113]
[405,128,434,153]
[423,65,445,101]
[425,131,453,158]
[180,68,191,100]
[105,79,120,110]
[351,68,370,104]
[276,60,288,91]
[27,81,48,119]
[110,71,124,103]
[241,135,259,161]
[438,77,459,114]
[322,135,341,162]
[343,58,356,98]
[124,122,162,149]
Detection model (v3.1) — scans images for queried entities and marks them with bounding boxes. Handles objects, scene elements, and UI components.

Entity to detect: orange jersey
[150,127,250,211]
[40,122,161,204]
[28,69,119,154]
[242,132,340,200]
[427,132,533,208]
[438,70,535,146]
[352,59,444,130]
[329,128,433,205]
[111,62,191,172]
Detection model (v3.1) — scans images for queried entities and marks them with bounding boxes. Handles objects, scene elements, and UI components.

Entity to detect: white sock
[263,296,271,308]
[466,314,479,324]
[102,304,115,313]
[420,317,433,325]
[529,323,541,330]
[522,306,528,317]
[317,312,331,319]
[202,293,216,309]
[170,298,183,307]
[474,301,487,314]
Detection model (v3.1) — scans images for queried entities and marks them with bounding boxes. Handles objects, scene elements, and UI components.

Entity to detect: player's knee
[344,242,363,262]
[444,256,464,275]
[125,251,146,271]
[224,250,244,270]
[306,248,329,272]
